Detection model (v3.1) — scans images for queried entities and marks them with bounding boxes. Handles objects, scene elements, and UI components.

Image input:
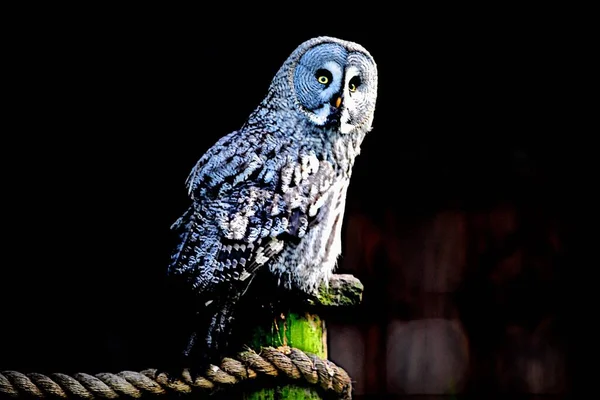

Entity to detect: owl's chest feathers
[236,126,360,292]
[271,176,349,292]
[268,136,356,293]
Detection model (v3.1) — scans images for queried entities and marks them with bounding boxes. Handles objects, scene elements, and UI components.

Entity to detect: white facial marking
[340,119,354,134]
[308,104,330,125]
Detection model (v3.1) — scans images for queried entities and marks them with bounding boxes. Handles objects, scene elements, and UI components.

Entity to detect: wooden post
[244,274,363,400]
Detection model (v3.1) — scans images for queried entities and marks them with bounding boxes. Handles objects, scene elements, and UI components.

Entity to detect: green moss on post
[250,312,327,358]
[243,274,363,400]
[245,311,325,400]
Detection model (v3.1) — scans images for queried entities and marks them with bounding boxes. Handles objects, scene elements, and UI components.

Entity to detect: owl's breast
[270,175,350,293]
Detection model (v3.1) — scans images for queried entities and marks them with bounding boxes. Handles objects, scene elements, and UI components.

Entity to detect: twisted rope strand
[0,346,352,399]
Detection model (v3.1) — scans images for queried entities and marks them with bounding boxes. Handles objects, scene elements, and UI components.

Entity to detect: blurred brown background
[328,152,572,396]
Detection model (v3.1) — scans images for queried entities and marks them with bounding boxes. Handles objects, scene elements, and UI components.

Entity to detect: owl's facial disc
[299,60,345,127]
[293,44,353,128]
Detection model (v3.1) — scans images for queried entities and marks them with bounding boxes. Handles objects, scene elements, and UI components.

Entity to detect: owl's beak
[325,95,343,126]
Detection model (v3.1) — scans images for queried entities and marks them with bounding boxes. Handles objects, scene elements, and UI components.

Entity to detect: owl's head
[270,37,378,135]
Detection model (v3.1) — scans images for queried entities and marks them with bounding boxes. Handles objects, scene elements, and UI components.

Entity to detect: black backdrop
[1,9,582,389]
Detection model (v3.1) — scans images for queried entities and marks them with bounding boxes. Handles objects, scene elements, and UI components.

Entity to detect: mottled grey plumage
[168,36,377,365]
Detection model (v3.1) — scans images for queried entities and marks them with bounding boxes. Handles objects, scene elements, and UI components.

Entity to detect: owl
[167,36,378,370]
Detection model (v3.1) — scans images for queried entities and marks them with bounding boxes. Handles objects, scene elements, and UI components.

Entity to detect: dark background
[1,8,586,397]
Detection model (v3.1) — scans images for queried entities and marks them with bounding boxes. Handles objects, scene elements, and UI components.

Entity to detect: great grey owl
[167,36,378,369]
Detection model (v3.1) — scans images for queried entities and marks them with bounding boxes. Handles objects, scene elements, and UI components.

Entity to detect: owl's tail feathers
[184,292,242,374]
[157,291,238,379]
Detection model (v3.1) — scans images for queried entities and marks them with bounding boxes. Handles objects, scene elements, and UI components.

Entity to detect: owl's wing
[184,130,262,202]
[170,130,335,294]
[183,184,315,293]
[168,130,261,284]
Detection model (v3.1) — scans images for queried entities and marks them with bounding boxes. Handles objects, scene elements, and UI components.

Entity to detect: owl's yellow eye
[348,76,361,93]
[315,69,332,86]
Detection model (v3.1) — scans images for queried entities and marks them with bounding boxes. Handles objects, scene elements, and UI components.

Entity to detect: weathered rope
[0,346,352,399]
